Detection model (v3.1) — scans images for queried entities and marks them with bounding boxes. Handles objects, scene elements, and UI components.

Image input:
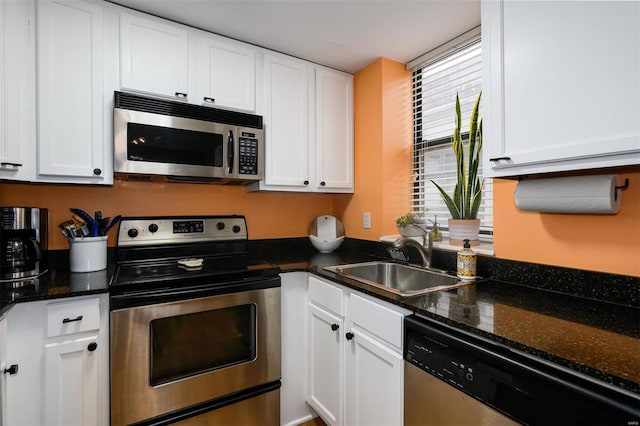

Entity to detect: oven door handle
[110,277,280,308]
[113,285,224,301]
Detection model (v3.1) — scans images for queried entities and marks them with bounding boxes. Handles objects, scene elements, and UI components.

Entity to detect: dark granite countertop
[0,251,112,316]
[2,238,638,399]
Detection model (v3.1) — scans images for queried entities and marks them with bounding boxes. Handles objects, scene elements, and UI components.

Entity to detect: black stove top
[110,216,280,294]
[112,255,279,289]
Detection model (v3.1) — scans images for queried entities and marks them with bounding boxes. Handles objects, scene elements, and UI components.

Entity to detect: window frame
[409,28,493,237]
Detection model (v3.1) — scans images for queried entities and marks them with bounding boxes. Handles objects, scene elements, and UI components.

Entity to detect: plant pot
[397,224,424,237]
[448,219,480,246]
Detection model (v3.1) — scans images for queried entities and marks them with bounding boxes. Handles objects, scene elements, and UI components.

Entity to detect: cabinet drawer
[350,293,406,351]
[308,276,344,316]
[46,298,100,337]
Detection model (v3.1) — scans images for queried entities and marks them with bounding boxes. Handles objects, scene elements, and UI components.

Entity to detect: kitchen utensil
[70,208,98,237]
[105,215,121,234]
[97,217,110,236]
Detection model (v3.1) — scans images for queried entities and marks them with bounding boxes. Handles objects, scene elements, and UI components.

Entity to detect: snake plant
[431,91,483,220]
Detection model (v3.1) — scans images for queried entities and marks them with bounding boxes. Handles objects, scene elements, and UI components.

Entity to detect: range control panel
[117,216,247,247]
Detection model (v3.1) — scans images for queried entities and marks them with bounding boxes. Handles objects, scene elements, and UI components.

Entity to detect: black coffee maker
[1,207,48,280]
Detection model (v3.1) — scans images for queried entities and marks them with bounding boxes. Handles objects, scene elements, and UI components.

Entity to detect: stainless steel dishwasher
[404,315,640,426]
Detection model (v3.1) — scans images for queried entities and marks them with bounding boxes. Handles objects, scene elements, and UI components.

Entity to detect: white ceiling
[109,0,481,73]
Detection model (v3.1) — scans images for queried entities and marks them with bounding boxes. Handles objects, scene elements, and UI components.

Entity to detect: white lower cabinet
[280,272,317,426]
[44,335,99,426]
[306,275,410,426]
[308,302,344,425]
[0,294,109,426]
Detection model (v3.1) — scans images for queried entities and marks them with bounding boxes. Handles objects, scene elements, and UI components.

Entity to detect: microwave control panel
[238,137,259,175]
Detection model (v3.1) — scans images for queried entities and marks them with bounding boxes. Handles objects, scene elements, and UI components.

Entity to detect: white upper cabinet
[196,34,257,112]
[36,0,113,184]
[482,0,640,177]
[0,0,35,182]
[315,68,353,191]
[119,12,189,99]
[260,53,311,189]
[249,54,353,193]
[119,12,259,112]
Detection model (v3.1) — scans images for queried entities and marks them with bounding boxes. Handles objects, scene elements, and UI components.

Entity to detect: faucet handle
[387,247,408,262]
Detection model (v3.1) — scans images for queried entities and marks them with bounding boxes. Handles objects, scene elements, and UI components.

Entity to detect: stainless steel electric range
[109,215,281,426]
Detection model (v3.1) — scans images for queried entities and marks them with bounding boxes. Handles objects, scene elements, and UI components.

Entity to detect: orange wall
[335,58,412,239]
[0,181,334,250]
[493,167,640,276]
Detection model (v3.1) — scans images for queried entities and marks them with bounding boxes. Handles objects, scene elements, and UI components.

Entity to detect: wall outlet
[363,212,371,229]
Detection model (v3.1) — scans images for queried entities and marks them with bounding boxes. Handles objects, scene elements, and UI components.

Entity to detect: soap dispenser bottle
[429,216,442,242]
[456,239,477,280]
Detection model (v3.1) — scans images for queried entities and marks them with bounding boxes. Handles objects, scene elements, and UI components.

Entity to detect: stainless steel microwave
[114,91,264,184]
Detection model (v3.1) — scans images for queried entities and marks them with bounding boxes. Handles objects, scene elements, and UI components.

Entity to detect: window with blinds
[411,37,493,235]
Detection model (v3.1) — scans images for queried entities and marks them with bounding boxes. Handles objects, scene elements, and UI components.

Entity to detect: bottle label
[457,253,477,280]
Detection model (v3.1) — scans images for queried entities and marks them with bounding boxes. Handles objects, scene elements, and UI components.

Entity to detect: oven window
[150,304,256,386]
[127,122,224,167]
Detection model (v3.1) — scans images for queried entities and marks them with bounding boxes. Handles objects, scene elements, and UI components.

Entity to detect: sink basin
[324,261,469,297]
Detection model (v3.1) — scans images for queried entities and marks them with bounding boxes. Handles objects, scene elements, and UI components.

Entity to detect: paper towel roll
[514,174,621,214]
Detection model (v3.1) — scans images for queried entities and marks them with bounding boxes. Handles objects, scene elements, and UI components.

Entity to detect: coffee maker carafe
[1,207,48,280]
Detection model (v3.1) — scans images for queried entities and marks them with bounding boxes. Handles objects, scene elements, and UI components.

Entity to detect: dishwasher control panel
[405,328,485,394]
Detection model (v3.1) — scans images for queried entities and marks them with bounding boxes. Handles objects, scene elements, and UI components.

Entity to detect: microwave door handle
[227,130,234,174]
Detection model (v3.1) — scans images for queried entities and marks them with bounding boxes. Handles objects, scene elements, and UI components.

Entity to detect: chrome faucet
[392,224,433,268]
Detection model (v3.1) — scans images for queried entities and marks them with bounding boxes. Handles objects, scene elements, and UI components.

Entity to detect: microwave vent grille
[114,91,263,129]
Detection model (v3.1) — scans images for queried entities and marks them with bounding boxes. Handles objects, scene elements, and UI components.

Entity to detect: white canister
[69,236,108,272]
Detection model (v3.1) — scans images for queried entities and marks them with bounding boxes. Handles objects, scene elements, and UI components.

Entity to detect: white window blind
[412,38,493,234]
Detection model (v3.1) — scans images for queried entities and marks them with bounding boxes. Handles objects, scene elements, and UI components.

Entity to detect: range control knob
[127,228,139,238]
[148,223,159,233]
[232,225,241,233]
[216,222,225,230]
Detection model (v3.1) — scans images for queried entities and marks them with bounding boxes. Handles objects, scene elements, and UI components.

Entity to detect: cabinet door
[44,336,99,426]
[262,54,310,188]
[37,0,110,183]
[120,12,189,99]
[345,330,404,426]
[315,68,353,192]
[307,303,343,426]
[281,273,316,426]
[198,35,256,112]
[483,0,640,177]
[0,0,34,181]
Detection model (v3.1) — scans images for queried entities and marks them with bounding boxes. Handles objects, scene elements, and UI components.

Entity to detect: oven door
[114,108,232,180]
[110,285,280,426]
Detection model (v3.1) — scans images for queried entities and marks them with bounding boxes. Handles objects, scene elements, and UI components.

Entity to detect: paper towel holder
[614,178,629,202]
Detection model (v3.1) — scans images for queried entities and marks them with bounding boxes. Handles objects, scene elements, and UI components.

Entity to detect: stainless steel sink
[324,261,470,297]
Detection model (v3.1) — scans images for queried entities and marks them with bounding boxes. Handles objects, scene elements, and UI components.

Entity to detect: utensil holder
[69,236,107,272]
